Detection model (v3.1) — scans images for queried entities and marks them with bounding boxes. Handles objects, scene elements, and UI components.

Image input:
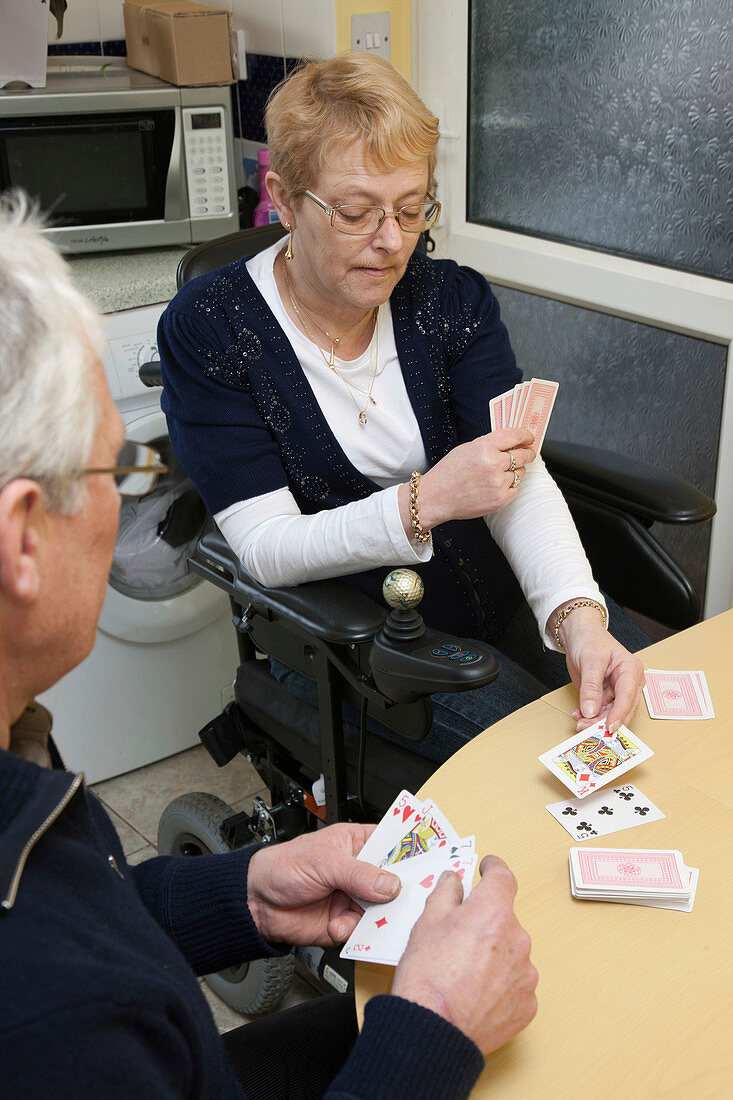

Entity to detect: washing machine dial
[137,340,159,367]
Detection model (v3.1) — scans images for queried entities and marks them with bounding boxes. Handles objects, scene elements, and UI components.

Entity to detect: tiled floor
[91,744,319,1032]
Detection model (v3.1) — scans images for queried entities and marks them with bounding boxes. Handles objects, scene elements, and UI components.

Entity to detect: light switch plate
[350,12,391,61]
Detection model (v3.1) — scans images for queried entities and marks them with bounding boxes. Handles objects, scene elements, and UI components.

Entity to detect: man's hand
[391,856,538,1056]
[247,824,400,947]
[556,606,645,733]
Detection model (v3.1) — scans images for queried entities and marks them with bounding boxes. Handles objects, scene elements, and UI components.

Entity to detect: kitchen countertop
[66,246,189,314]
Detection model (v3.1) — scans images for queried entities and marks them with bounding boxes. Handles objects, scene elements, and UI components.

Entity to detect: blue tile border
[48,40,126,57]
[234,53,302,143]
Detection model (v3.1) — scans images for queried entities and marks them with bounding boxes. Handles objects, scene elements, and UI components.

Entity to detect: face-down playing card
[643,669,714,719]
[539,720,653,798]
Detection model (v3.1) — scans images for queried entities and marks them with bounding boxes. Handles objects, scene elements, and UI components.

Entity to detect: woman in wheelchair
[159,52,647,763]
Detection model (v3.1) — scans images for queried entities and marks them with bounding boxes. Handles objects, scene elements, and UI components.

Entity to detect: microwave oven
[0,58,239,253]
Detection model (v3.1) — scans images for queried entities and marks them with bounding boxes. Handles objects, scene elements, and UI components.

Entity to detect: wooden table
[356,610,733,1098]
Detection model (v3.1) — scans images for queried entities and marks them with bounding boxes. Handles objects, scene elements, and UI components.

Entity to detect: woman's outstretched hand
[554,605,645,734]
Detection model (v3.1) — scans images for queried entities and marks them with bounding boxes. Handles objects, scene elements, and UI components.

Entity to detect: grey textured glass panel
[468,0,733,281]
[493,285,725,606]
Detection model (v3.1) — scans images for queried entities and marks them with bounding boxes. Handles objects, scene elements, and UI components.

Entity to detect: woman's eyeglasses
[82,441,168,497]
[303,190,441,236]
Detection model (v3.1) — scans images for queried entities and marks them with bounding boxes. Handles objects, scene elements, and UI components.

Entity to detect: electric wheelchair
[145,224,715,1014]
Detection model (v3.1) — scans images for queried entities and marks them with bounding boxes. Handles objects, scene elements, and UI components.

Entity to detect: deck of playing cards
[539,719,654,799]
[341,790,477,967]
[569,847,699,912]
[489,377,559,452]
[643,669,715,719]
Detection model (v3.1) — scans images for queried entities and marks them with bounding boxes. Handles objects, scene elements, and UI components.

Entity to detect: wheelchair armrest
[543,440,716,525]
[189,528,387,645]
[139,361,163,388]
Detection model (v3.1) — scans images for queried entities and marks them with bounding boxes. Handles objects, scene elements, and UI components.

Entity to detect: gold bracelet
[409,471,431,543]
[553,599,607,651]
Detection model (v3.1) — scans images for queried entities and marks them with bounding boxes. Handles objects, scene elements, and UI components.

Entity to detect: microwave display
[0,111,175,227]
[190,113,221,130]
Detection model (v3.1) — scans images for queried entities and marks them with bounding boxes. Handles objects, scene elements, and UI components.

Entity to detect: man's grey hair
[0,192,105,513]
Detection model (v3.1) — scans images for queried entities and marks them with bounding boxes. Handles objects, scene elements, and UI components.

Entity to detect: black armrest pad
[139,361,163,388]
[543,440,716,525]
[190,528,387,644]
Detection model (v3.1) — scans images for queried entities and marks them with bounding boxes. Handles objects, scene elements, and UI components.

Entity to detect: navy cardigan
[159,249,523,641]
[0,745,484,1098]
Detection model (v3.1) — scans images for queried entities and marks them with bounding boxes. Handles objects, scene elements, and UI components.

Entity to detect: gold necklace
[282,258,371,369]
[283,262,380,425]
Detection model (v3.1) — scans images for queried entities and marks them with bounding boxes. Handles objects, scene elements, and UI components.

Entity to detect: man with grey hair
[0,197,536,1099]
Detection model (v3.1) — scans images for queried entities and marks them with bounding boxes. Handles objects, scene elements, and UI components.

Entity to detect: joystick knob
[379,569,426,643]
[382,569,424,611]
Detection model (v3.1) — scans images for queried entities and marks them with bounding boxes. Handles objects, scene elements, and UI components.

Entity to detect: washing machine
[40,303,239,783]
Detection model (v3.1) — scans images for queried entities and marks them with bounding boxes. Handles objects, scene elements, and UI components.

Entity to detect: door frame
[413,0,733,616]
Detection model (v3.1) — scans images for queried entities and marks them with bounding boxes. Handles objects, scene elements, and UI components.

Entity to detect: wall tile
[281,0,336,59]
[98,0,126,41]
[46,0,101,45]
[231,0,285,57]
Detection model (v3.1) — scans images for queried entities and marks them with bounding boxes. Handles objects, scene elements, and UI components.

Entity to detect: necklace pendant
[329,346,336,369]
[358,410,368,426]
[369,395,377,405]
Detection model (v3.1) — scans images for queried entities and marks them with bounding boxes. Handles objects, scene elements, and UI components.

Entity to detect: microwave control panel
[182,107,233,219]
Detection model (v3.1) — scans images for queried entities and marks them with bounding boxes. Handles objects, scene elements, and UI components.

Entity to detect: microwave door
[0,109,191,251]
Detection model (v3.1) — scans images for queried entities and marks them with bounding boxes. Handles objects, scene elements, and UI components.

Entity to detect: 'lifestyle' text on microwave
[0,59,238,253]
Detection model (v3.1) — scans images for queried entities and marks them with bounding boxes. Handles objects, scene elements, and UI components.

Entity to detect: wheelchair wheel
[157,792,294,1016]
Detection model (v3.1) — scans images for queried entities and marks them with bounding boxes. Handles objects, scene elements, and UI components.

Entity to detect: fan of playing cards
[341,790,476,967]
[489,377,558,452]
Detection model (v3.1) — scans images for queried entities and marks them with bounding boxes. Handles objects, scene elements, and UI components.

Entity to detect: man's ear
[265,171,296,229]
[0,479,44,603]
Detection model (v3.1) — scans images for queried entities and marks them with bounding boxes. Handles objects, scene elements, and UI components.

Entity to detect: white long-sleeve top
[215,241,605,649]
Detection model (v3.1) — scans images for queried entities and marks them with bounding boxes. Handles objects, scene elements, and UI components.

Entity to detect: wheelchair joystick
[378,568,427,644]
[369,569,500,705]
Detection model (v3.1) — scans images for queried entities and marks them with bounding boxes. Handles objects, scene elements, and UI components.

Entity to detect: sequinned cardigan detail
[159,250,524,642]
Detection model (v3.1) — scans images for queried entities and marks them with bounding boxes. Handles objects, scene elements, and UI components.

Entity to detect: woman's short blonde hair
[265,52,439,198]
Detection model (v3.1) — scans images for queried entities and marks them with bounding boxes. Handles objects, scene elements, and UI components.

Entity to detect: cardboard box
[123,1,235,87]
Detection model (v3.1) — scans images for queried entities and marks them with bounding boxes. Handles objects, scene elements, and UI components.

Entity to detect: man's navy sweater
[0,745,483,1098]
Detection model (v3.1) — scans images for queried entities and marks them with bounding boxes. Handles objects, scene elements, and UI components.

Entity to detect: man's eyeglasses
[82,441,168,497]
[303,190,441,236]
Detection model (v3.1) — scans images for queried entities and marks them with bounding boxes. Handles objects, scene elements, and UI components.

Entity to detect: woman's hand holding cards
[391,856,538,1057]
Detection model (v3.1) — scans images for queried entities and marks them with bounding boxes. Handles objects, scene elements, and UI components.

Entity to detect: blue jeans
[271,595,649,765]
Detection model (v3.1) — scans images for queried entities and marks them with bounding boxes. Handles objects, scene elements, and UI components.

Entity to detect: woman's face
[290,141,430,313]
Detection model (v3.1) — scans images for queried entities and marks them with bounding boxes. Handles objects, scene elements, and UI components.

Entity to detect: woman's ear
[265,171,296,228]
[0,480,44,604]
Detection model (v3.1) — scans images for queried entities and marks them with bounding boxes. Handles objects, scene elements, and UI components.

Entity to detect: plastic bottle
[252,148,279,226]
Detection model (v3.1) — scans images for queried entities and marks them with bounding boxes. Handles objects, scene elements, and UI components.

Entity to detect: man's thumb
[346,858,401,904]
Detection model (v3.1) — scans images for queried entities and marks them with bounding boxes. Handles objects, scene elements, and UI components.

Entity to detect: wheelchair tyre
[157,791,294,1017]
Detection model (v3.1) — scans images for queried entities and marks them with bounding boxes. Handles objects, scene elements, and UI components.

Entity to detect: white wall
[47,0,337,59]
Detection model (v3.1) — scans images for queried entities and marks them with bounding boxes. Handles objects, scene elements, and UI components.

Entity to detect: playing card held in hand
[538,720,654,798]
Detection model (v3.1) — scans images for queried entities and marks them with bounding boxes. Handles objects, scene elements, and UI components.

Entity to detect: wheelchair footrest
[221,795,308,847]
[198,702,248,767]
